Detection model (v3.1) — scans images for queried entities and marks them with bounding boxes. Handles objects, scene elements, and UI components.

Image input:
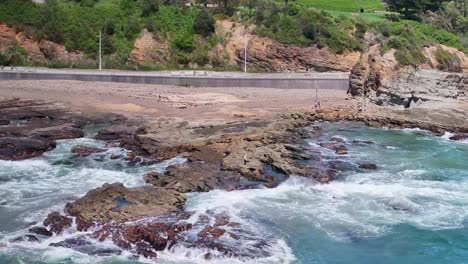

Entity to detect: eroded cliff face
[349,44,468,107]
[128,29,169,65]
[0,24,90,66]
[216,20,360,72]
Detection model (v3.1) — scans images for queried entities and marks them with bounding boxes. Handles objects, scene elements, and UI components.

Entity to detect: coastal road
[0,67,350,90]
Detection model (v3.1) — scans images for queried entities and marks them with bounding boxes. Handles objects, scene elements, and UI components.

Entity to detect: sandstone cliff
[128,29,169,65]
[0,24,91,66]
[349,44,468,107]
[215,20,360,72]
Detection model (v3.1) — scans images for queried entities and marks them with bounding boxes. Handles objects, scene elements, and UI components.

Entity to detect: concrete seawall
[0,71,350,90]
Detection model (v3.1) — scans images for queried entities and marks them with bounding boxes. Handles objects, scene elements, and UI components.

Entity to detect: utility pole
[99,31,102,71]
[244,28,247,73]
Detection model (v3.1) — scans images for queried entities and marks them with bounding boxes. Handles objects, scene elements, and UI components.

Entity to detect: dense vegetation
[0,0,466,68]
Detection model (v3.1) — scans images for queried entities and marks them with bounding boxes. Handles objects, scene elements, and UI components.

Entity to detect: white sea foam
[185,171,468,244]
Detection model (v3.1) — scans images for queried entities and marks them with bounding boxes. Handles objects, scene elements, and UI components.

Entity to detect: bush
[273,14,309,45]
[171,31,195,52]
[434,48,462,72]
[193,10,215,37]
[0,45,29,66]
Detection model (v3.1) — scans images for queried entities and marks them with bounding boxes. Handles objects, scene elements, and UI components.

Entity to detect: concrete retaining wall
[0,72,349,90]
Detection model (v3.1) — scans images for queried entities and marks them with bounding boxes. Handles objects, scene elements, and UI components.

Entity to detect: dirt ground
[0,80,351,121]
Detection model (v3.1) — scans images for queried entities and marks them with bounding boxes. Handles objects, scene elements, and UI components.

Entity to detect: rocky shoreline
[2,97,467,260]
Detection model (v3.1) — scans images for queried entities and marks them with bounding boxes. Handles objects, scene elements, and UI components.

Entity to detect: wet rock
[90,215,192,256]
[29,126,84,140]
[319,142,348,155]
[29,226,53,237]
[65,183,186,229]
[330,137,345,143]
[335,148,348,155]
[135,242,158,259]
[198,226,226,240]
[153,162,240,193]
[144,171,161,184]
[449,133,468,142]
[12,234,39,243]
[71,145,106,157]
[95,124,147,152]
[0,137,56,160]
[110,154,122,160]
[43,212,72,234]
[359,163,378,170]
[50,237,123,256]
[351,140,375,145]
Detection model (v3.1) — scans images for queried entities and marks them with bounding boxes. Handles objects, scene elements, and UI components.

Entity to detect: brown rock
[71,145,106,157]
[65,183,186,228]
[0,137,56,161]
[359,163,378,170]
[198,226,226,240]
[43,212,72,234]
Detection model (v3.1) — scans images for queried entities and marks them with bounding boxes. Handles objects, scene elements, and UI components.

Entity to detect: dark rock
[71,145,106,157]
[335,148,348,155]
[449,133,468,142]
[135,242,158,259]
[0,119,10,126]
[110,154,122,160]
[351,140,375,145]
[319,142,349,155]
[95,124,145,141]
[330,137,345,143]
[43,212,72,234]
[50,237,123,256]
[29,126,84,140]
[12,234,39,243]
[144,171,161,184]
[198,226,226,240]
[359,163,378,170]
[0,137,56,160]
[29,226,53,237]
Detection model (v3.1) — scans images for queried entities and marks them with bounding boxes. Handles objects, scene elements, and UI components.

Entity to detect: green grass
[295,0,385,13]
[324,10,386,21]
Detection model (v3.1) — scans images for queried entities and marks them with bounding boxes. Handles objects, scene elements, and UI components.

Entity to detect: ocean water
[1,123,468,263]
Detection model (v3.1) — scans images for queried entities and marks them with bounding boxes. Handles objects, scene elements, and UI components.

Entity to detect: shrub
[193,10,215,37]
[171,31,195,52]
[272,14,309,45]
[0,45,29,66]
[434,48,462,72]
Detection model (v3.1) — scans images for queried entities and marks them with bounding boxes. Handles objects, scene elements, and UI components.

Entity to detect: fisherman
[315,100,321,109]
[357,99,363,112]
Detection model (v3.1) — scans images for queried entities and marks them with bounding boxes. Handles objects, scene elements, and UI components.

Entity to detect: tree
[284,0,295,7]
[387,0,449,18]
[193,10,215,37]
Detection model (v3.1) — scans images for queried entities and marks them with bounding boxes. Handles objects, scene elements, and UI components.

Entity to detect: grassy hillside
[0,0,465,70]
[295,0,385,13]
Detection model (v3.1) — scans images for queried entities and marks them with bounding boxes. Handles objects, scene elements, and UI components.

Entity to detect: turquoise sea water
[1,123,468,263]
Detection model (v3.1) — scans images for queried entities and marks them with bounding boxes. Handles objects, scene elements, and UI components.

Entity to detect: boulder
[43,212,72,234]
[71,145,106,157]
[449,133,468,142]
[65,183,186,230]
[0,137,56,160]
[359,163,378,170]
[29,226,53,237]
